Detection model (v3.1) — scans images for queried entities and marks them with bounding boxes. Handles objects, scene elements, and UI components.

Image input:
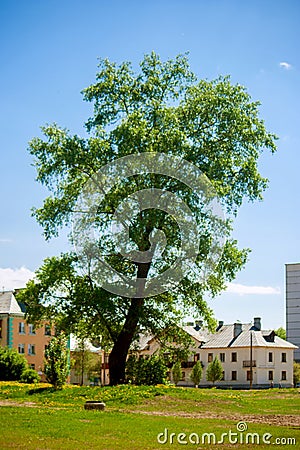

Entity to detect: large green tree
[19,52,276,385]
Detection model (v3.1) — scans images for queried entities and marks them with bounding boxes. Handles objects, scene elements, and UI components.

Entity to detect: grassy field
[1,382,299,449]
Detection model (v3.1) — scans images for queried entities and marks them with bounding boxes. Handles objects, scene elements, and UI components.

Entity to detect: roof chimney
[233,322,242,338]
[218,320,224,329]
[194,320,203,331]
[254,317,261,330]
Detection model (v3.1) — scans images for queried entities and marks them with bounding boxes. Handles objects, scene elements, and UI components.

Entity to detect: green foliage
[20,368,40,384]
[275,327,286,340]
[44,334,69,389]
[0,347,28,381]
[23,52,277,384]
[294,362,300,386]
[126,354,167,385]
[190,360,203,386]
[172,361,182,385]
[206,356,223,385]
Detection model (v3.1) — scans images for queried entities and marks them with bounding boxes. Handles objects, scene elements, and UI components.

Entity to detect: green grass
[0,382,299,449]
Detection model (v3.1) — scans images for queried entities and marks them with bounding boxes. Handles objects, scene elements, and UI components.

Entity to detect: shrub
[0,347,28,381]
[126,355,167,385]
[294,362,300,387]
[172,361,182,385]
[20,368,40,383]
[44,334,69,389]
[190,360,202,387]
[206,356,223,385]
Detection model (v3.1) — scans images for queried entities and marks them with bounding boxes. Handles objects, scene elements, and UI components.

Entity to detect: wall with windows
[199,346,294,388]
[286,263,300,362]
[0,315,55,380]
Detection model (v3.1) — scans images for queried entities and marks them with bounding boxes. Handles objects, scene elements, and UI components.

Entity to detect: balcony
[242,360,256,368]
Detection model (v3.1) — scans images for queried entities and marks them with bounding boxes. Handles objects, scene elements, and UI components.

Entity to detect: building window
[30,364,35,370]
[221,371,225,381]
[282,353,287,363]
[268,352,273,363]
[18,343,25,354]
[268,371,273,381]
[28,344,35,355]
[281,371,287,381]
[181,371,185,381]
[231,371,237,381]
[247,371,251,381]
[19,322,25,334]
[231,352,237,362]
[220,353,225,363]
[28,324,36,335]
[208,353,213,362]
[194,353,200,362]
[44,325,51,336]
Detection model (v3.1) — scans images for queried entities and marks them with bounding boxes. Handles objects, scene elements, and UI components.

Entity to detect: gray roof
[0,291,24,315]
[182,325,213,344]
[132,333,154,351]
[134,326,213,352]
[201,324,298,349]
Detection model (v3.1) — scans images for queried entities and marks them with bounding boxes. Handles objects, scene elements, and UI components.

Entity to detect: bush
[172,361,182,385]
[20,368,40,384]
[190,361,202,387]
[0,347,28,381]
[206,356,223,385]
[44,334,69,389]
[126,355,167,385]
[294,362,300,387]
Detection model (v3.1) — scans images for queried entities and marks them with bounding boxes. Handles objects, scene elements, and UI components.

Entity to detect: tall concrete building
[286,263,300,362]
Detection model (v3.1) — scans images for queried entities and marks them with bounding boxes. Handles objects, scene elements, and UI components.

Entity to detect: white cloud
[0,267,35,291]
[279,61,292,70]
[0,238,13,243]
[226,282,281,296]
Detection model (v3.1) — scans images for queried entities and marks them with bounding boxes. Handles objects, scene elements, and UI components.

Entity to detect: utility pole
[249,331,253,389]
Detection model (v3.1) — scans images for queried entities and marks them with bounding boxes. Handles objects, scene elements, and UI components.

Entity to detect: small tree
[293,362,300,387]
[44,334,69,389]
[206,356,223,386]
[190,360,202,387]
[0,346,28,381]
[275,327,286,340]
[172,361,182,386]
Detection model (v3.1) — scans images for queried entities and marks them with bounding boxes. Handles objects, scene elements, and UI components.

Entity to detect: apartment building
[0,291,54,379]
[137,317,297,388]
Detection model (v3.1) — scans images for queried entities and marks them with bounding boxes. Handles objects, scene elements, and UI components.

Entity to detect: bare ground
[1,399,299,427]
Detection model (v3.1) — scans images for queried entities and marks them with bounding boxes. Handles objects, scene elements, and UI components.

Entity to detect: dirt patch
[0,400,38,407]
[123,409,300,427]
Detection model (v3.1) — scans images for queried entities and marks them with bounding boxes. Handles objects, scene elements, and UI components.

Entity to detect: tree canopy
[19,52,277,385]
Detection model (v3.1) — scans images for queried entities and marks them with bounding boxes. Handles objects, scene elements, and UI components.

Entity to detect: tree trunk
[109,262,150,385]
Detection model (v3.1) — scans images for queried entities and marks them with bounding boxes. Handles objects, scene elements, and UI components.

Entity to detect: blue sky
[0,0,299,329]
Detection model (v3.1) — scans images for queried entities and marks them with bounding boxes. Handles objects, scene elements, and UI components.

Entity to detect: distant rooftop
[0,291,24,315]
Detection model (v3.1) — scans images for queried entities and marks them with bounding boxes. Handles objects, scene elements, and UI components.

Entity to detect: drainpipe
[250,331,253,390]
[7,314,13,348]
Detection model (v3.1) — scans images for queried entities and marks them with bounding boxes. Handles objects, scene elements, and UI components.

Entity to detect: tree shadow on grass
[28,387,58,395]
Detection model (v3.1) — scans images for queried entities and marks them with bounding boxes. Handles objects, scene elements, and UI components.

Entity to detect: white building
[199,318,296,388]
[137,317,297,388]
[286,263,300,362]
